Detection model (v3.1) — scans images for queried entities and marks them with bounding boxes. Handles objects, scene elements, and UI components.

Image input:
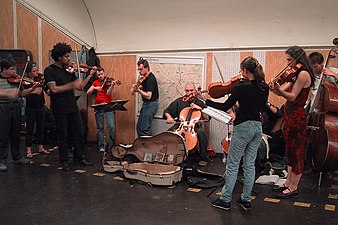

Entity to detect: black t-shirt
[141,72,159,102]
[44,64,79,114]
[25,89,45,109]
[206,80,269,126]
[163,97,206,119]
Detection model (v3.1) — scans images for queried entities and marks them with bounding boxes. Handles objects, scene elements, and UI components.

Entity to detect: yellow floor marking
[40,163,51,167]
[264,198,280,203]
[251,196,256,200]
[167,185,176,189]
[215,191,222,196]
[325,204,336,211]
[328,194,338,200]
[113,176,124,181]
[331,184,338,190]
[294,202,311,208]
[32,153,39,156]
[187,188,201,193]
[74,169,86,174]
[29,161,35,164]
[93,172,105,177]
[57,167,62,170]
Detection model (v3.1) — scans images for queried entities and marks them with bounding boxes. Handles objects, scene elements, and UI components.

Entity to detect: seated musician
[87,67,118,153]
[163,82,209,167]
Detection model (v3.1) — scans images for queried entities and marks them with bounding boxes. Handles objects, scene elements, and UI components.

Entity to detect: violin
[6,74,36,86]
[208,74,247,98]
[65,63,97,73]
[272,63,303,87]
[101,77,122,88]
[131,73,149,95]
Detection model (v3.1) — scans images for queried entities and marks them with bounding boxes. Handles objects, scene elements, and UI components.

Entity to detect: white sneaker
[99,148,105,153]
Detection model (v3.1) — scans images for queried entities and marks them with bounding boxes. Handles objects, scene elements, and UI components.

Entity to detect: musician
[205,56,269,211]
[24,62,50,158]
[87,67,117,152]
[306,52,338,113]
[44,42,92,171]
[163,82,209,166]
[0,59,40,171]
[269,46,315,198]
[130,58,159,137]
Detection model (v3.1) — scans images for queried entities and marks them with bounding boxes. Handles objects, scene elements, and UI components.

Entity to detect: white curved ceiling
[18,0,338,53]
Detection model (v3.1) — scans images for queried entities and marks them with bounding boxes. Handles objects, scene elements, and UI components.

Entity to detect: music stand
[90,100,128,113]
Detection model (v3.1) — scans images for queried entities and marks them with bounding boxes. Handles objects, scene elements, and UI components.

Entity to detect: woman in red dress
[269,46,315,198]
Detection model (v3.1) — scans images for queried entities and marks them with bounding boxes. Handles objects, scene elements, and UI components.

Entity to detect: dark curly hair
[51,42,72,61]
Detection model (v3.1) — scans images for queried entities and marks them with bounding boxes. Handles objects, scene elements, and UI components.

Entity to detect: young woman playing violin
[0,59,41,171]
[87,67,120,152]
[269,46,315,199]
[204,56,269,211]
[24,63,50,158]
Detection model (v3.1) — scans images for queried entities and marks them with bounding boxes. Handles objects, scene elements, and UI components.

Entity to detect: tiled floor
[0,142,337,225]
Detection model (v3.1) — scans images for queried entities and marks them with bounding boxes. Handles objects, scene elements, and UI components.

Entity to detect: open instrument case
[103,131,187,186]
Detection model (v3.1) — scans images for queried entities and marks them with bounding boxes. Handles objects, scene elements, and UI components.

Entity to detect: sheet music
[202,106,232,124]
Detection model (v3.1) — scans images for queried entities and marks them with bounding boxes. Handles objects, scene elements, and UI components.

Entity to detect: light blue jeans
[137,101,158,137]
[220,120,262,203]
[95,111,115,150]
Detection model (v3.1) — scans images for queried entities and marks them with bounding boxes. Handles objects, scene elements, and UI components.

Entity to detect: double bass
[308,38,338,172]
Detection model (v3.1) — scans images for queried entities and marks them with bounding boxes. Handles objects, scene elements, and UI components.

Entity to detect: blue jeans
[220,120,262,203]
[95,111,115,150]
[137,101,158,137]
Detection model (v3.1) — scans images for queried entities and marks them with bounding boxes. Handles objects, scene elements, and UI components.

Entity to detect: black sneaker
[73,160,93,167]
[61,162,71,172]
[13,157,30,165]
[211,198,231,211]
[237,198,251,211]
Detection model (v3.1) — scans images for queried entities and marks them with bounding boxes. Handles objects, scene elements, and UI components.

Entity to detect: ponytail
[240,56,266,90]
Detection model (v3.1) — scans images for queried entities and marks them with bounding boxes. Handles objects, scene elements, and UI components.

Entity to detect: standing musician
[0,59,40,172]
[87,67,118,153]
[44,42,93,172]
[130,58,159,137]
[269,46,315,199]
[163,82,209,167]
[25,62,50,158]
[203,56,269,211]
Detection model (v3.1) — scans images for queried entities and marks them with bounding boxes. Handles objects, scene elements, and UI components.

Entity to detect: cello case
[104,131,187,186]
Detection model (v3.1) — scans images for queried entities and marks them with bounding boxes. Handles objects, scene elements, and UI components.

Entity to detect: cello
[174,96,202,152]
[308,38,338,172]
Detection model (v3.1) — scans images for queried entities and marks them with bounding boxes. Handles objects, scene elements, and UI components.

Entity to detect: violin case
[103,131,187,186]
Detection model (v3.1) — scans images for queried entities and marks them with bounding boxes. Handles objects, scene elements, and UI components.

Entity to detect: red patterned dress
[283,72,311,174]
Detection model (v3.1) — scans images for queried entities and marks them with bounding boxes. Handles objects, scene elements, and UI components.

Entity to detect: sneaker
[211,198,231,211]
[0,163,7,172]
[198,160,208,167]
[99,148,105,153]
[237,198,251,211]
[73,160,93,167]
[13,158,30,165]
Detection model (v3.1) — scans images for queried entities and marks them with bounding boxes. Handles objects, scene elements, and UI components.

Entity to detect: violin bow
[17,61,29,91]
[74,44,83,83]
[213,55,225,83]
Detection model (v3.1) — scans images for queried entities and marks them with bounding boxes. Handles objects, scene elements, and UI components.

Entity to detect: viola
[208,74,247,98]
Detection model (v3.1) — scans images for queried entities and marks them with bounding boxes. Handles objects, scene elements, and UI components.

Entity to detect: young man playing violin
[163,82,210,166]
[24,62,50,158]
[44,42,93,171]
[0,59,40,172]
[87,67,118,152]
[130,58,159,137]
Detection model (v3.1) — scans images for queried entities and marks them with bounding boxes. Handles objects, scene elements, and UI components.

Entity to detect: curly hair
[51,42,72,61]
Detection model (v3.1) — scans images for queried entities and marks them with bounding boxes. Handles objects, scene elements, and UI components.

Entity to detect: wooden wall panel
[240,52,253,63]
[16,4,38,62]
[86,55,136,144]
[0,0,14,48]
